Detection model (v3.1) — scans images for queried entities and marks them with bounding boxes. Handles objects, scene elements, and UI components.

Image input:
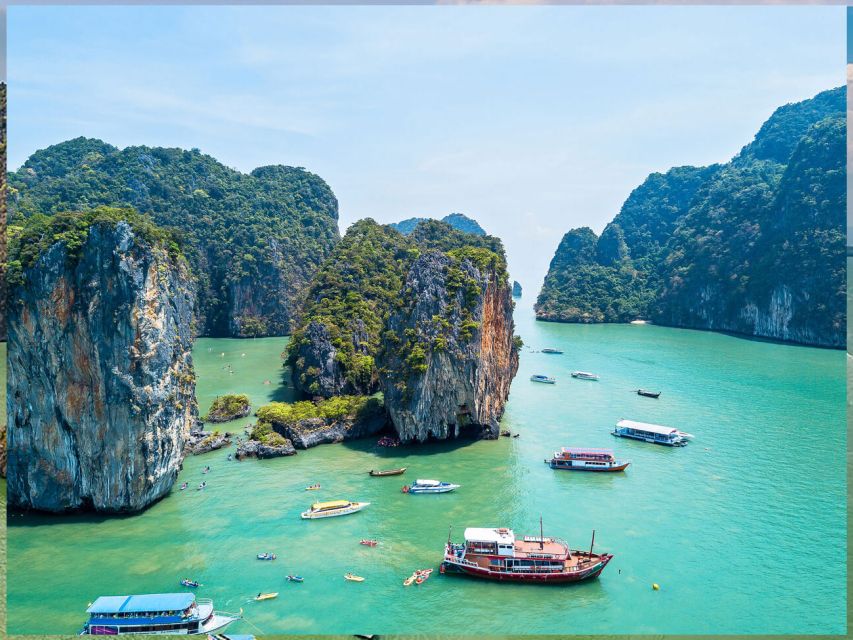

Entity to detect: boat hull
[612,430,686,446]
[407,485,459,494]
[549,461,629,472]
[441,554,612,584]
[369,468,407,477]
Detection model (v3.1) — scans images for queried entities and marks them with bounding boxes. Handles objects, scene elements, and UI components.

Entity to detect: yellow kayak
[403,575,415,587]
[254,592,278,601]
[344,573,365,582]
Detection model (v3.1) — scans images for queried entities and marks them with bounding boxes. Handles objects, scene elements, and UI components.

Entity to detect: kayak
[254,593,278,601]
[180,579,200,588]
[305,485,321,491]
[403,576,415,587]
[286,575,304,583]
[257,553,277,561]
[360,539,378,547]
[344,573,365,582]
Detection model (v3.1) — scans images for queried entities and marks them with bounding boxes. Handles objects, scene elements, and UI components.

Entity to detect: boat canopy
[616,419,678,435]
[87,593,195,615]
[414,479,441,486]
[464,527,516,544]
[311,500,352,510]
[560,447,614,455]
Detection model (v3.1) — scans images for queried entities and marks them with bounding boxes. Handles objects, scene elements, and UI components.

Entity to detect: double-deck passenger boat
[612,419,693,446]
[546,447,630,472]
[440,525,612,583]
[81,593,241,635]
[301,499,370,519]
[571,371,599,381]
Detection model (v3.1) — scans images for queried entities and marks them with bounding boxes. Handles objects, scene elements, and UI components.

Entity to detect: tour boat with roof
[546,447,630,472]
[301,499,369,519]
[81,593,241,635]
[402,479,460,494]
[541,348,563,354]
[440,524,612,583]
[530,374,556,384]
[612,419,693,446]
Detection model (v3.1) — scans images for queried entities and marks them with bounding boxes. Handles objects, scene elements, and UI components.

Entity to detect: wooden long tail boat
[369,467,407,477]
[636,389,661,398]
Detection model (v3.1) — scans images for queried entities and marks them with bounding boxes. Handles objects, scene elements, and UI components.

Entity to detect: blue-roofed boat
[81,593,241,635]
[530,374,556,384]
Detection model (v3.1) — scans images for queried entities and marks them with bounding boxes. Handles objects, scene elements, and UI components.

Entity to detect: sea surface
[6,300,847,635]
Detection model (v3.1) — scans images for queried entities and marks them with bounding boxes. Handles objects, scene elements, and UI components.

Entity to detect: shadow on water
[340,433,485,458]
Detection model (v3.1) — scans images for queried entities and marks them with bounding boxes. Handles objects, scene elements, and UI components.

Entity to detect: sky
[7,5,846,292]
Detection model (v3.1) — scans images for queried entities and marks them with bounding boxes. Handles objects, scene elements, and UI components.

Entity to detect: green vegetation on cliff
[256,395,381,425]
[8,138,339,336]
[204,394,251,423]
[536,86,846,347]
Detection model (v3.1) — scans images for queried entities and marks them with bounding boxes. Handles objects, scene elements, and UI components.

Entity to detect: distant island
[389,212,486,236]
[536,86,845,348]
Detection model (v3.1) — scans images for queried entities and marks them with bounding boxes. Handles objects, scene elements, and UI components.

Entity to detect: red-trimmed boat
[440,524,612,584]
[546,447,630,472]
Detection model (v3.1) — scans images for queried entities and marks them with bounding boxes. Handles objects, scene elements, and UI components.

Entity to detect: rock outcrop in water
[380,249,519,442]
[6,209,197,512]
[512,280,522,297]
[536,86,845,347]
[204,394,251,423]
[289,218,520,442]
[8,139,339,337]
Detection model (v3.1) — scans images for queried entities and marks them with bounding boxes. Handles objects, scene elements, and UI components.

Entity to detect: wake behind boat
[547,448,630,472]
[81,593,241,635]
[301,500,370,519]
[402,479,460,494]
[441,525,612,584]
[530,374,556,384]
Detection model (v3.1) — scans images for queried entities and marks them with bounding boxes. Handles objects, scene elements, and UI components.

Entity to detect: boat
[571,371,599,381]
[180,580,201,588]
[541,348,564,354]
[360,539,378,547]
[305,484,321,491]
[530,374,556,384]
[368,467,407,477]
[440,524,612,584]
[636,389,661,399]
[546,448,630,472]
[81,593,241,635]
[256,553,276,561]
[612,419,693,446]
[301,500,370,519]
[285,575,303,583]
[403,576,415,587]
[377,436,400,447]
[253,593,277,602]
[344,573,365,582]
[402,479,460,494]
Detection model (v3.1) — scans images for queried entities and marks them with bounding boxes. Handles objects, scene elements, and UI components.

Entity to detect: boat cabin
[310,500,352,513]
[551,448,614,468]
[464,527,518,557]
[614,419,687,446]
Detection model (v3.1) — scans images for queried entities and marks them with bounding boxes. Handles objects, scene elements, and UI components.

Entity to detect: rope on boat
[239,615,267,636]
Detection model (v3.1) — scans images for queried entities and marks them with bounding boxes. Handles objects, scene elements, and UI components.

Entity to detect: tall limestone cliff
[380,248,519,442]
[8,139,339,337]
[537,86,845,347]
[6,208,197,512]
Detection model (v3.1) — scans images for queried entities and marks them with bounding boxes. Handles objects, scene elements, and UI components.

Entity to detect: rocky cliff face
[6,219,197,512]
[380,251,519,442]
[537,86,845,347]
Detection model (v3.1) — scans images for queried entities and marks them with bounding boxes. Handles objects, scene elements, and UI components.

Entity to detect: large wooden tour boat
[546,447,630,472]
[440,524,612,583]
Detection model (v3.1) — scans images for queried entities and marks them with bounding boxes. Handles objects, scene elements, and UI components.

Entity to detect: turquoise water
[6,301,846,634]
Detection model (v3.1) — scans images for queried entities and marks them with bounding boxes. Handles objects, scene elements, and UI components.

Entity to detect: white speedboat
[402,479,460,494]
[571,371,599,381]
[301,500,370,519]
[530,374,556,384]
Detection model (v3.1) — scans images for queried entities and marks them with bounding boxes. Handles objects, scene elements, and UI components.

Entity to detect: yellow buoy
[652,583,660,590]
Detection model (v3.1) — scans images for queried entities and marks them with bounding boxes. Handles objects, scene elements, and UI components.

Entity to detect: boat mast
[589,529,595,557]
[447,524,452,545]
[539,515,544,550]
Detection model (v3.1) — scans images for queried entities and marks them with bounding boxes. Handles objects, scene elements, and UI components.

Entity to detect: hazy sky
[8,5,845,291]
